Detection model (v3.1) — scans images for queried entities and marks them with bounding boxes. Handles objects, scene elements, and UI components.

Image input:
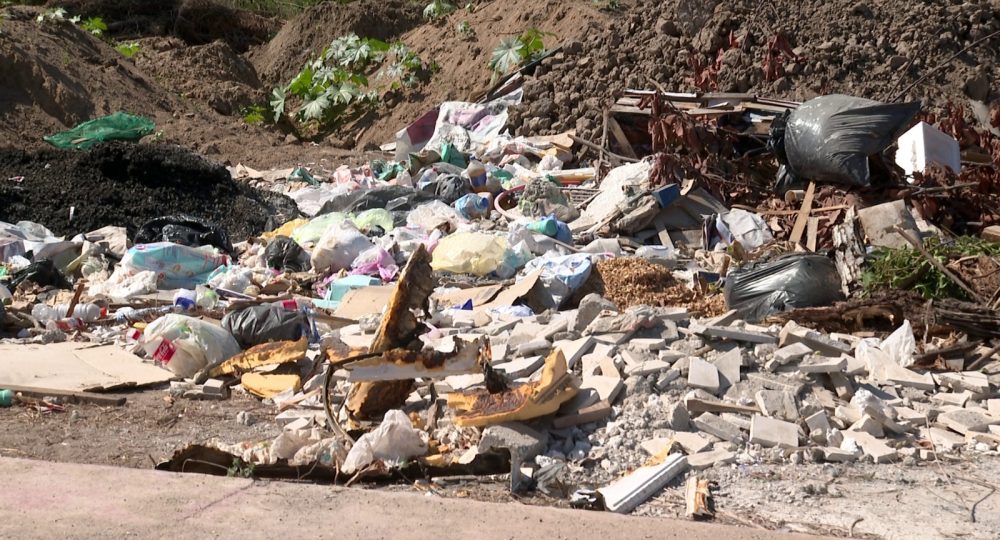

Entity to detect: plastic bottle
[0,389,12,408]
[466,159,487,190]
[173,289,196,311]
[195,285,218,309]
[31,303,103,322]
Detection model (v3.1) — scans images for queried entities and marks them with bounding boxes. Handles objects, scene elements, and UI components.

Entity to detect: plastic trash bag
[122,242,228,289]
[876,320,916,368]
[453,193,491,220]
[88,269,158,299]
[724,253,845,322]
[206,265,253,293]
[350,246,399,281]
[521,253,593,309]
[311,221,374,273]
[341,409,428,474]
[431,232,507,276]
[264,236,310,273]
[222,304,308,349]
[5,259,72,289]
[134,215,233,255]
[407,200,466,232]
[44,112,155,149]
[353,208,394,235]
[770,95,920,191]
[715,209,774,251]
[291,212,348,246]
[140,314,241,377]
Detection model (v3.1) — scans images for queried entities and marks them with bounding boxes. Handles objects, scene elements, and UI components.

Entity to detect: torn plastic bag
[5,259,72,289]
[291,212,348,246]
[122,242,228,289]
[724,253,844,322]
[135,215,233,255]
[140,314,241,378]
[222,304,308,349]
[521,253,593,309]
[769,95,920,192]
[432,232,507,276]
[43,111,155,149]
[316,185,438,217]
[341,409,427,474]
[264,236,309,273]
[350,246,399,281]
[311,221,374,273]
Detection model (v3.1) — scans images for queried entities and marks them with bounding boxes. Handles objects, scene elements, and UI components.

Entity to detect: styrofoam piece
[895,121,960,181]
[598,453,688,513]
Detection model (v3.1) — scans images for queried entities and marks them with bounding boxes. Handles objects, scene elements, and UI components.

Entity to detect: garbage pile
[2,87,1000,517]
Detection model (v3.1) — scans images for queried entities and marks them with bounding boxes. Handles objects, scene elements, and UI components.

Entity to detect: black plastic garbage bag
[769,95,920,193]
[724,253,844,322]
[5,259,72,290]
[222,304,308,349]
[317,185,439,218]
[427,173,472,204]
[264,236,309,273]
[135,215,234,255]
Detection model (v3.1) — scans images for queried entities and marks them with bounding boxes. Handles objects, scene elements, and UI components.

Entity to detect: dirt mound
[0,7,182,146]
[48,0,279,52]
[352,0,608,149]
[510,0,1000,142]
[0,143,298,240]
[249,0,423,85]
[133,37,263,116]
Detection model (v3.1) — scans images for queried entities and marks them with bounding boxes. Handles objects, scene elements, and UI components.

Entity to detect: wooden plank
[3,384,126,406]
[606,116,638,159]
[789,181,816,246]
[806,216,820,252]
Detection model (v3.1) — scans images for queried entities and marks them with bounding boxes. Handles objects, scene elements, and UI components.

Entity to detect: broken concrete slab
[754,390,798,422]
[700,326,776,344]
[673,432,712,454]
[797,356,847,374]
[684,397,760,415]
[923,426,966,451]
[772,342,813,366]
[479,423,547,492]
[629,338,666,352]
[749,415,799,448]
[687,358,720,394]
[805,410,832,433]
[654,369,681,391]
[746,373,805,395]
[497,356,545,379]
[848,415,886,438]
[710,348,742,389]
[690,413,743,442]
[821,447,858,463]
[686,449,737,470]
[660,400,690,430]
[938,409,995,434]
[844,431,897,463]
[553,400,612,429]
[598,453,688,514]
[936,371,990,394]
[553,336,595,369]
[779,322,853,357]
[625,359,673,377]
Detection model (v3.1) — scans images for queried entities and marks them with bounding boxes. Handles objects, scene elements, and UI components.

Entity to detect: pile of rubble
[2,76,1000,524]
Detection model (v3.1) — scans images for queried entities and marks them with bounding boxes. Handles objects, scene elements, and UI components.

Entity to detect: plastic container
[173,289,196,311]
[31,303,103,322]
[195,285,218,309]
[466,160,487,190]
[0,389,12,408]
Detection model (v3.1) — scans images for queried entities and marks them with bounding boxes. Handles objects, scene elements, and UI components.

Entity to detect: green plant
[226,458,255,478]
[423,0,455,20]
[455,21,474,39]
[595,0,622,10]
[489,28,551,78]
[862,236,1000,300]
[115,41,140,58]
[80,16,107,36]
[270,34,428,134]
[241,104,268,124]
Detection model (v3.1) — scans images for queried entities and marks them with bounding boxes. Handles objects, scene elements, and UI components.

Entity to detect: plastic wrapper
[724,253,845,322]
[140,314,241,377]
[206,265,254,293]
[43,112,155,149]
[311,221,374,273]
[288,184,351,217]
[134,215,233,255]
[453,193,490,220]
[350,246,399,281]
[222,304,308,349]
[88,269,158,300]
[291,212,348,246]
[771,95,921,191]
[406,201,466,232]
[121,242,228,289]
[264,236,310,273]
[521,253,593,309]
[341,409,428,474]
[715,209,774,251]
[353,208,394,234]
[431,232,507,276]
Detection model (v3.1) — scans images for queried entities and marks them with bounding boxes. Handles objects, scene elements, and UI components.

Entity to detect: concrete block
[701,326,776,344]
[779,321,852,356]
[848,415,885,438]
[630,338,666,352]
[203,378,227,395]
[661,400,690,430]
[497,356,545,379]
[710,348,742,389]
[932,391,972,407]
[749,415,799,448]
[835,405,863,424]
[939,409,995,434]
[598,453,688,514]
[673,432,712,454]
[553,400,612,429]
[720,412,752,431]
[658,350,685,363]
[755,390,798,422]
[691,413,743,442]
[772,343,813,365]
[619,349,645,367]
[654,369,681,391]
[936,371,990,394]
[821,447,858,463]
[858,200,923,250]
[844,431,897,463]
[687,358,720,394]
[798,356,847,374]
[687,450,736,470]
[625,359,674,377]
[923,427,966,451]
[583,375,624,404]
[479,423,547,492]
[746,373,805,395]
[553,336,595,369]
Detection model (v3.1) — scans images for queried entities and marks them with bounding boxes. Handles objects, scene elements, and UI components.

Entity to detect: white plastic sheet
[341,409,427,473]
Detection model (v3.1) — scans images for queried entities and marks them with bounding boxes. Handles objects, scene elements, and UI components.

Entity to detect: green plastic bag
[44,112,155,149]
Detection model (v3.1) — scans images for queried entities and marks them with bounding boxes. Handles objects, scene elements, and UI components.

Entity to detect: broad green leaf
[489,36,524,74]
[300,93,330,121]
[288,66,315,97]
[269,87,287,121]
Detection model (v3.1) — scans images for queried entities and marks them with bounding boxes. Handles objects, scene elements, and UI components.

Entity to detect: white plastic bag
[311,221,374,273]
[407,200,466,232]
[880,320,916,368]
[139,314,241,377]
[341,409,427,474]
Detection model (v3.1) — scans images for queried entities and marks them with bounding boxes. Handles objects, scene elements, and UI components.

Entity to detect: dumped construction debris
[2,1,1000,538]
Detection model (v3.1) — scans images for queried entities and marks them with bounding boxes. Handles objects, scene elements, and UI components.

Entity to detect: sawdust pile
[586,257,727,316]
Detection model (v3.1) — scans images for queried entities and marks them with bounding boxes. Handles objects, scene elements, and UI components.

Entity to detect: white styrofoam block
[598,453,688,513]
[895,121,961,181]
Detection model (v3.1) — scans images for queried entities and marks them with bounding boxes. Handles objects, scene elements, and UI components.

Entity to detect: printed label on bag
[153,340,176,364]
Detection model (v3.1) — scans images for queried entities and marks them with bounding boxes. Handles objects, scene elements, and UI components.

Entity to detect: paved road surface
[0,457,829,539]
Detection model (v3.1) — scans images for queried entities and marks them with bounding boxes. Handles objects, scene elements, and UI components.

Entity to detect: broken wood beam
[3,385,126,406]
[789,181,815,246]
[607,115,639,159]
